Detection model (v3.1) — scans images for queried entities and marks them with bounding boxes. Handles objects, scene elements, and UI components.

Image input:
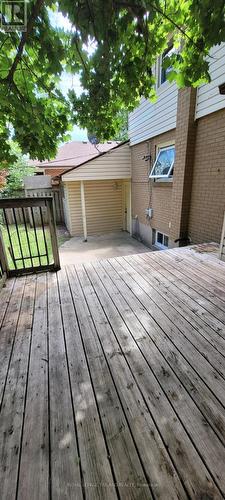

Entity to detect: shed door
[85,180,123,235]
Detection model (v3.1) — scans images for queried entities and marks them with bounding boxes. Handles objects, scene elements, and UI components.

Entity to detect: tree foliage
[0,0,225,159]
[0,142,34,196]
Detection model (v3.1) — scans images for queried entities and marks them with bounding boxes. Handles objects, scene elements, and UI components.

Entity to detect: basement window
[149,145,175,179]
[153,230,169,249]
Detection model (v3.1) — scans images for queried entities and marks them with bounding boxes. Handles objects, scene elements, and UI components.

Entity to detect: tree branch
[6,0,44,82]
[73,32,88,73]
[114,0,201,51]
[85,0,100,43]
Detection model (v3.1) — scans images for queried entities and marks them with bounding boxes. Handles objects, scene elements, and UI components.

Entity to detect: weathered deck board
[0,277,26,406]
[100,258,225,448]
[109,258,225,408]
[88,260,224,498]
[58,267,119,500]
[75,264,185,500]
[0,246,225,500]
[138,253,225,339]
[0,278,15,329]
[47,272,82,500]
[114,257,225,381]
[0,276,36,500]
[17,273,49,500]
[154,250,225,313]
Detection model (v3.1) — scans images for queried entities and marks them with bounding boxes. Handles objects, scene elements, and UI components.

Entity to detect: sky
[48,9,88,141]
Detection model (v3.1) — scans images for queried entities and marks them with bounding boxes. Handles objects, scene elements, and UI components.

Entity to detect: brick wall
[188,108,225,243]
[169,88,197,244]
[131,129,175,243]
[44,168,70,177]
[151,184,173,235]
[131,89,225,247]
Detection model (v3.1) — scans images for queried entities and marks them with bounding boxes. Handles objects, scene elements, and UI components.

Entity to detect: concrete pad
[59,231,151,265]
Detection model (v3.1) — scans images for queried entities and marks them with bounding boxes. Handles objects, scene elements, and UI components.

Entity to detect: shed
[61,141,131,239]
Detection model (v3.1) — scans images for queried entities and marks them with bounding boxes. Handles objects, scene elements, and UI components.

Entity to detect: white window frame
[149,144,175,179]
[157,40,176,89]
[155,231,169,249]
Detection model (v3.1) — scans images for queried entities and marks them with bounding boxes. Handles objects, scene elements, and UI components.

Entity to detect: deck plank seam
[46,272,52,500]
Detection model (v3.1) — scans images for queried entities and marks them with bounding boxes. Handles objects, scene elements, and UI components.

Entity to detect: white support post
[80,181,87,241]
[122,182,126,231]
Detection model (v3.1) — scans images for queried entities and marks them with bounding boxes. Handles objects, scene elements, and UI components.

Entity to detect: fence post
[46,198,60,270]
[0,226,9,278]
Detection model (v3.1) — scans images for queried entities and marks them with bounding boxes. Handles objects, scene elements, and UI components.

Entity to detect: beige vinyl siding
[195,43,225,119]
[66,181,83,236]
[85,180,123,234]
[62,143,131,181]
[62,184,72,233]
[64,179,123,236]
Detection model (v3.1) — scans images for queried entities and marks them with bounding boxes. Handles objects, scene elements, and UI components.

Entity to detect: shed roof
[32,141,120,169]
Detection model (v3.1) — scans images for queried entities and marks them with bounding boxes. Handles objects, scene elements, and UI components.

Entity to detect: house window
[149,145,175,179]
[159,43,175,86]
[153,230,169,249]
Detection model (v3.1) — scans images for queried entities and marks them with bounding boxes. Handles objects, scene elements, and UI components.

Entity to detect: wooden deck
[1,246,225,499]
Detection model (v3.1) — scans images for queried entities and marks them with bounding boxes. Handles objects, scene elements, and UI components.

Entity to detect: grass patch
[1,224,53,269]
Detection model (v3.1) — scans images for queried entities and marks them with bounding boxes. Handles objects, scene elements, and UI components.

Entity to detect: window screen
[150,146,175,178]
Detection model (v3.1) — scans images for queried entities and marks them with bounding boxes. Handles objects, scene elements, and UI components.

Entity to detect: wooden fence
[26,187,64,224]
[3,187,64,226]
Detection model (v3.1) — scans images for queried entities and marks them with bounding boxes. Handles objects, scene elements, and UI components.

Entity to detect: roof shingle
[33,141,120,169]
